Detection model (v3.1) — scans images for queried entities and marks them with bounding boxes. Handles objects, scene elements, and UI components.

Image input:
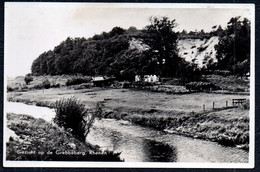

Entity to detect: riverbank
[6,113,121,161]
[7,87,250,150]
[104,107,249,150]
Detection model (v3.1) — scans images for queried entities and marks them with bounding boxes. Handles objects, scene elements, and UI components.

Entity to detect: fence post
[203,104,205,112]
[213,102,215,109]
[226,101,228,107]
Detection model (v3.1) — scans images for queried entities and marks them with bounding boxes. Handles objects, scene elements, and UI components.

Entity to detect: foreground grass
[6,113,121,161]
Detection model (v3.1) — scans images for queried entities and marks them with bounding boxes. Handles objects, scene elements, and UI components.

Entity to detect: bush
[66,77,91,86]
[34,84,43,89]
[240,99,250,110]
[42,79,51,89]
[134,81,153,88]
[7,86,14,92]
[53,97,101,142]
[214,70,231,76]
[24,74,33,85]
[51,81,60,88]
[185,82,217,91]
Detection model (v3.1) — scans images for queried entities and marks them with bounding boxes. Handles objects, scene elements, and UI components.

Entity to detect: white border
[3,2,255,169]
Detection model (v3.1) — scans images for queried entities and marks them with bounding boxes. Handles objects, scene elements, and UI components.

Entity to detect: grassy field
[6,113,121,161]
[8,86,249,113]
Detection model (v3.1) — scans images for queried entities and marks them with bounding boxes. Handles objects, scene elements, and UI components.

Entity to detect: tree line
[31,16,251,81]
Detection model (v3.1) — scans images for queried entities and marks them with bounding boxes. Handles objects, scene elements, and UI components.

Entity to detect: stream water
[6,102,249,163]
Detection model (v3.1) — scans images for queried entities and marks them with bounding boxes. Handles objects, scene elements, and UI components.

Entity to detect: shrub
[134,81,153,88]
[240,99,250,110]
[51,81,60,88]
[42,79,51,89]
[24,74,33,85]
[233,87,245,92]
[34,84,43,89]
[214,70,231,76]
[185,82,217,91]
[53,97,101,142]
[7,86,14,92]
[66,77,91,86]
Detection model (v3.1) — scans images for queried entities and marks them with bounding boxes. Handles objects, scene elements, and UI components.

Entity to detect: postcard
[3,2,255,168]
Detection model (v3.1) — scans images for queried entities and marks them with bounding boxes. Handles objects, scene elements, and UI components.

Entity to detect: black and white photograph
[3,3,255,168]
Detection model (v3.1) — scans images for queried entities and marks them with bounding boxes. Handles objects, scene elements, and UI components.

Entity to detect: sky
[4,3,253,77]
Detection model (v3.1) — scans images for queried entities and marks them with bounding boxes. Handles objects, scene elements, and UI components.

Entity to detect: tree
[24,73,33,85]
[215,17,250,76]
[181,29,187,35]
[216,25,224,36]
[109,26,125,37]
[141,16,180,77]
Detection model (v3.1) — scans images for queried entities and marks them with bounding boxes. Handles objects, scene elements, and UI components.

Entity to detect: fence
[232,99,246,106]
[202,99,246,112]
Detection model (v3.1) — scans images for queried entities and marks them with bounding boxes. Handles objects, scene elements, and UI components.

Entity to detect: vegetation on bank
[53,97,102,142]
[6,97,120,161]
[6,113,122,161]
[104,104,250,150]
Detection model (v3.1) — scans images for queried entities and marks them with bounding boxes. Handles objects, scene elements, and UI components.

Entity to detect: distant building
[246,72,250,80]
[92,76,105,82]
[91,76,115,87]
[135,75,159,83]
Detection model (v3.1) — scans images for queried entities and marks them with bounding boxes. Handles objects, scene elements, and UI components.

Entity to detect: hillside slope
[31,34,220,76]
[130,36,219,68]
[178,36,219,68]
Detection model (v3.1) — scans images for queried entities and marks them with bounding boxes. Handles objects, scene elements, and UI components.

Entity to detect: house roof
[92,76,105,81]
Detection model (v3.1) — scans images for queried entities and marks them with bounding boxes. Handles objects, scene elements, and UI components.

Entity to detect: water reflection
[87,119,248,163]
[87,119,177,162]
[142,139,177,162]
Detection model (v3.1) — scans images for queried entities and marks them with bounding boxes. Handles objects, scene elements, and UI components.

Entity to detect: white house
[135,75,159,83]
[91,76,105,81]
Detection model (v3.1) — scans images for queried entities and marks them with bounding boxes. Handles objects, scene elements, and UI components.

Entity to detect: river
[5,102,249,163]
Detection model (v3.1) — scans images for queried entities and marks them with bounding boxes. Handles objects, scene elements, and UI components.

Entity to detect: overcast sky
[5,3,253,77]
